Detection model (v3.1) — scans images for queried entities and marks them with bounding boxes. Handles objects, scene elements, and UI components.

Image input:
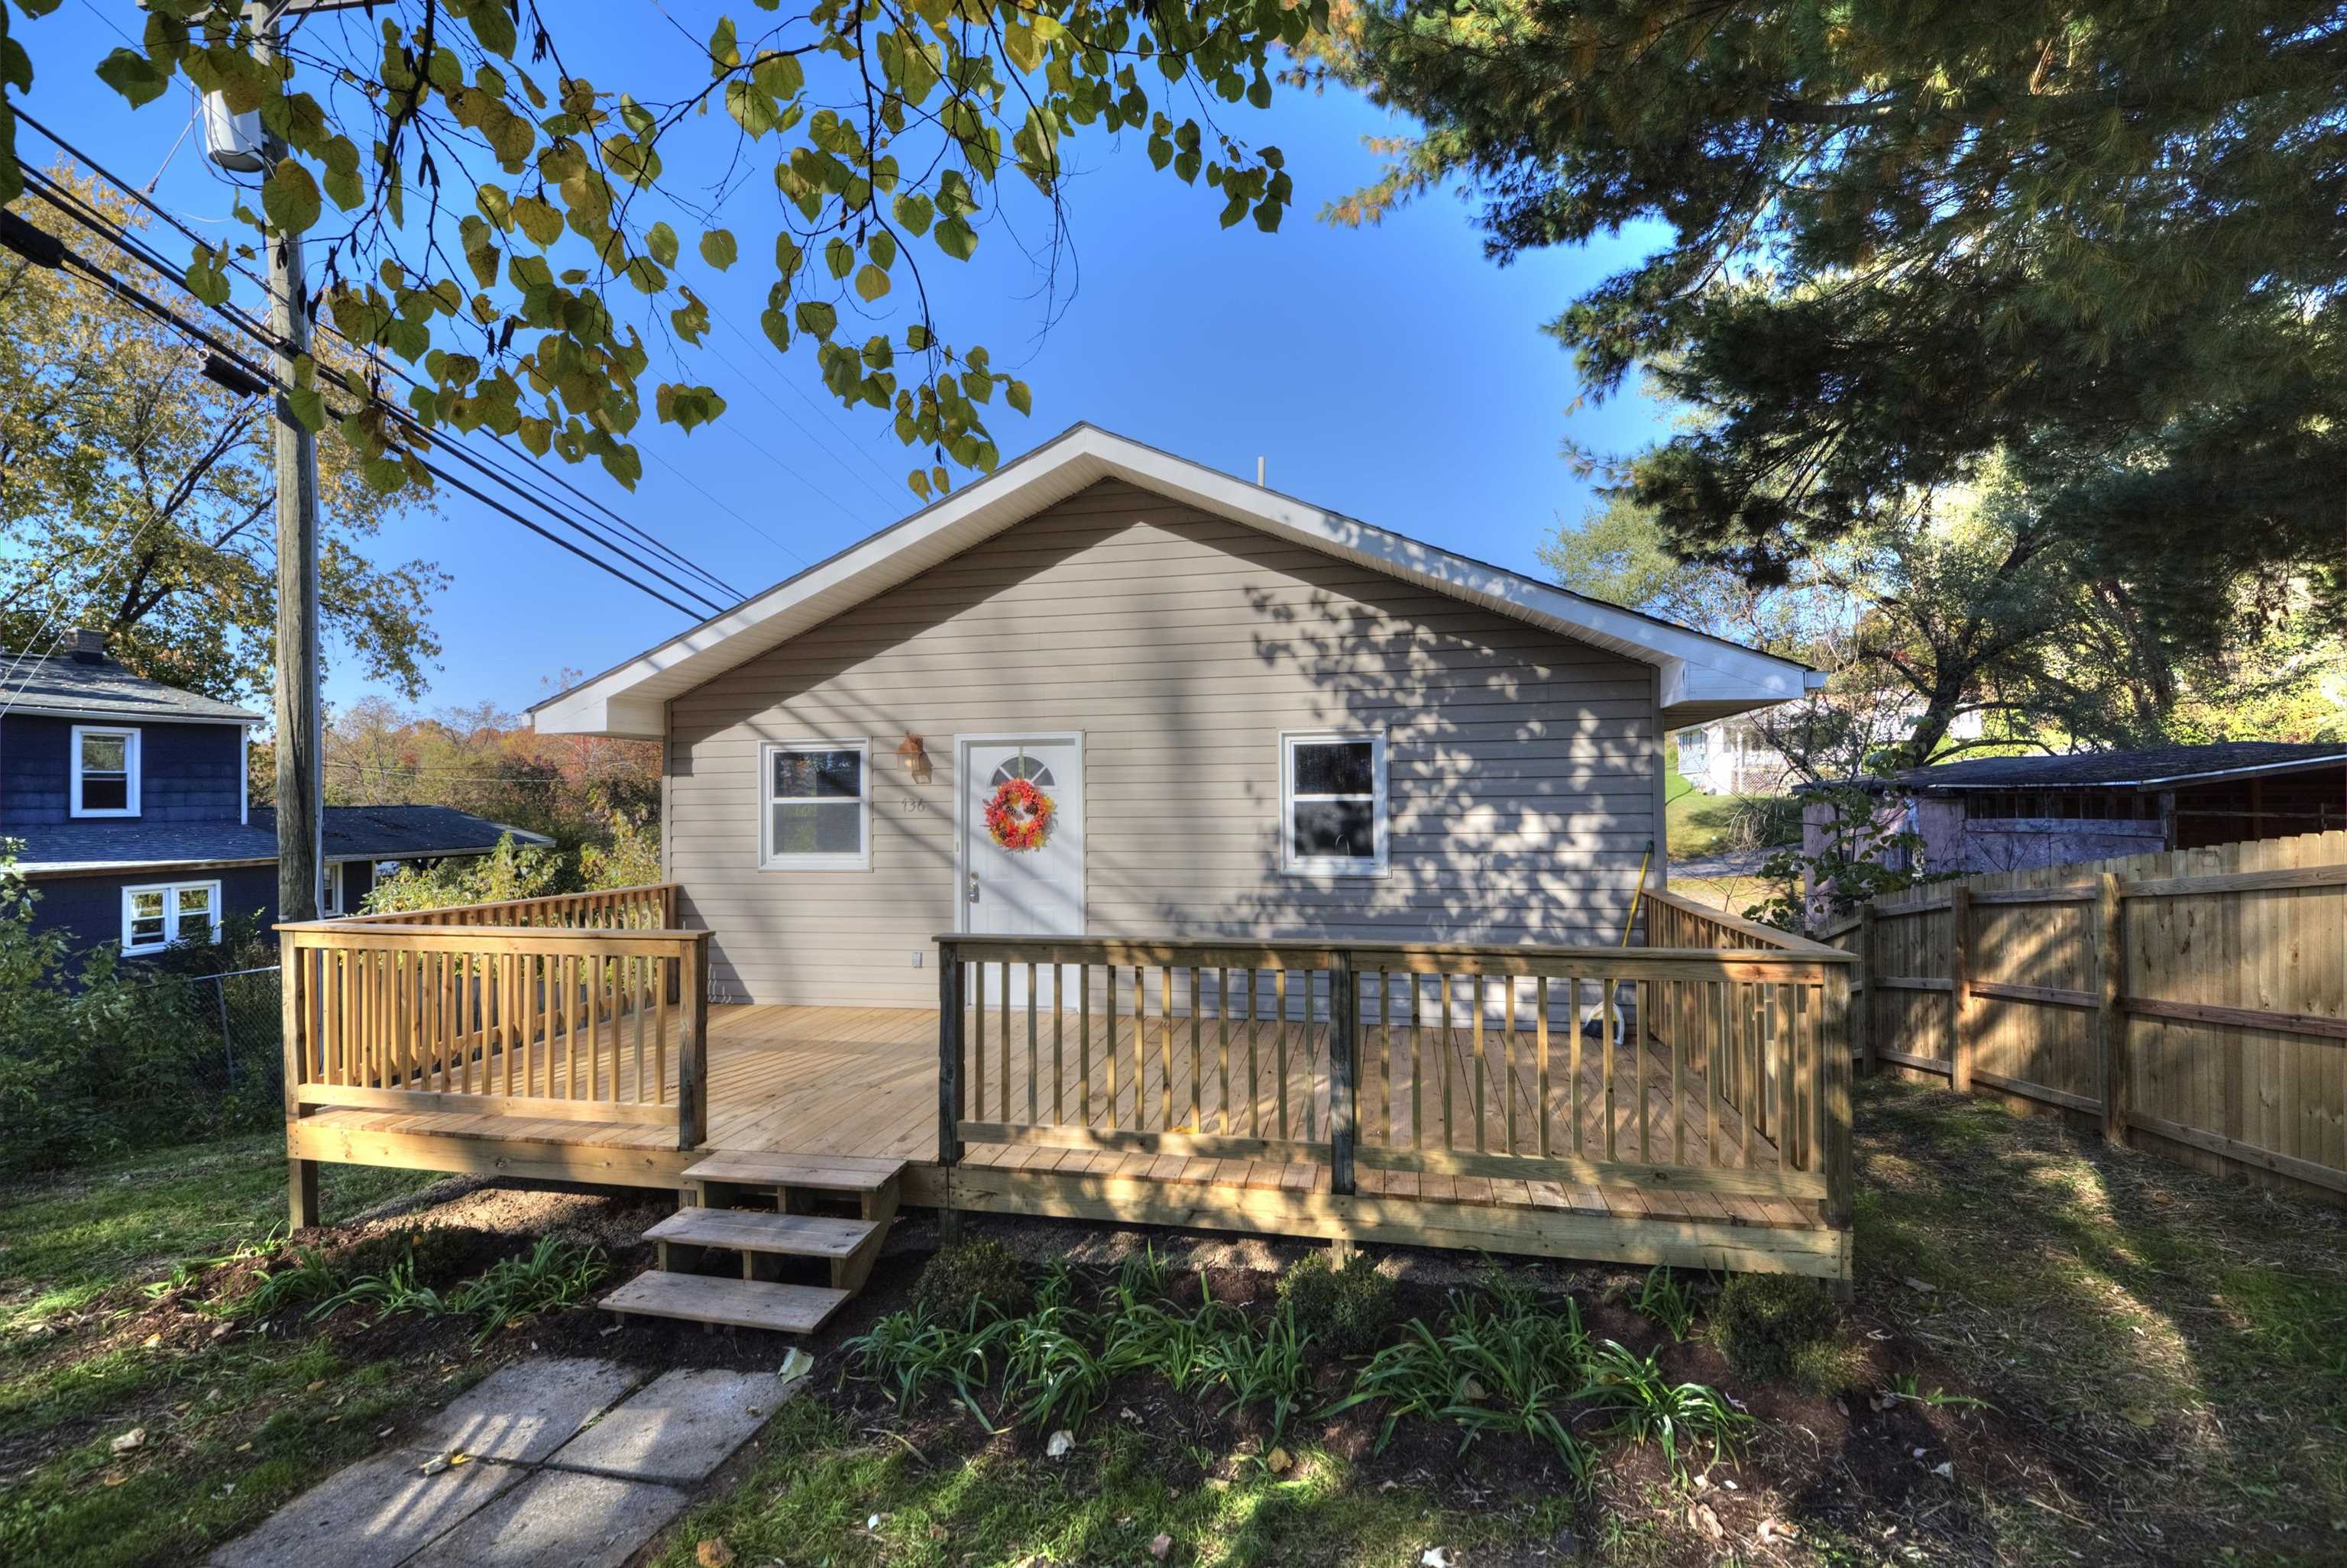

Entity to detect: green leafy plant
[230,1243,345,1318]
[846,1308,1015,1427]
[915,1237,1033,1324]
[1324,1280,1594,1469]
[1276,1249,1396,1356]
[445,1236,608,1343]
[1885,1372,1993,1412]
[1003,1306,1117,1432]
[1630,1266,1698,1343]
[1112,1240,1172,1309]
[1581,1340,1747,1483]
[1198,1303,1314,1444]
[1708,1272,1844,1386]
[306,1255,446,1324]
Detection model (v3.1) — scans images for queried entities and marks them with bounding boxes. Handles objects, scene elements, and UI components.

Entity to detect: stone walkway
[206,1359,788,1568]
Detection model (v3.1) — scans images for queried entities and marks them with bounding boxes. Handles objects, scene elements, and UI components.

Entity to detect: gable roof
[529,423,1825,739]
[0,649,262,725]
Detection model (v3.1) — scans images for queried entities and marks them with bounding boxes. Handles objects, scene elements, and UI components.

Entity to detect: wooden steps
[602,1149,903,1334]
[602,1272,851,1334]
[681,1152,907,1194]
[644,1208,876,1258]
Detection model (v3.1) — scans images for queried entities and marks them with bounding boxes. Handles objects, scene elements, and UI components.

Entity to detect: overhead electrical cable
[15,111,765,598]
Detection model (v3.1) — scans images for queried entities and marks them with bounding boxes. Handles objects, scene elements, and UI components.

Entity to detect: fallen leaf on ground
[1931,1461,1955,1479]
[1264,1446,1292,1474]
[1421,1549,1455,1568]
[1688,1504,1722,1541]
[141,1334,160,1349]
[1045,1429,1074,1459]
[1149,1533,1173,1560]
[694,1539,736,1568]
[109,1429,145,1455]
[779,1347,814,1384]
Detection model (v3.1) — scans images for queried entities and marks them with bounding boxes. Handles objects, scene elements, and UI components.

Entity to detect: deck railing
[332,882,678,930]
[934,917,1854,1215]
[279,883,709,1149]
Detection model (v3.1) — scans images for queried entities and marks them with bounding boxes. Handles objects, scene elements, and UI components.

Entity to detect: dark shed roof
[263,805,555,862]
[16,807,550,875]
[1895,743,2347,791]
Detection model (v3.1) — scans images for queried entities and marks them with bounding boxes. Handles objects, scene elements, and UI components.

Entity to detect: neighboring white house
[1675,705,1986,797]
[532,424,1826,1008]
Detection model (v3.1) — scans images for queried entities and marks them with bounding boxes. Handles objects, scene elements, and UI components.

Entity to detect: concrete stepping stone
[406,1356,638,1465]
[542,1366,778,1484]
[406,1469,690,1568]
[202,1446,520,1568]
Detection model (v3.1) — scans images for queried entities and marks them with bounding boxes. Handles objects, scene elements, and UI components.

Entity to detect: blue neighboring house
[4,630,551,957]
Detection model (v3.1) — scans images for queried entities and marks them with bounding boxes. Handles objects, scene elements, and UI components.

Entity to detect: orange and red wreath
[984,777,1055,851]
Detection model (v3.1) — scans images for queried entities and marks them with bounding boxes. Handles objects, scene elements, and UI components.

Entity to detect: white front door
[961,736,1083,1002]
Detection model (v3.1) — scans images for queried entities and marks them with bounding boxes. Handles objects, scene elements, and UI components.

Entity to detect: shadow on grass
[1850,1078,2347,1560]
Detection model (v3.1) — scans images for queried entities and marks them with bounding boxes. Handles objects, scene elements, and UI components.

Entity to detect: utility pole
[258,2,322,926]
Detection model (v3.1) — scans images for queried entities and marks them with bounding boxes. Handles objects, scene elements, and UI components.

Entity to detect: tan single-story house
[529,425,1824,1008]
[283,426,1854,1289]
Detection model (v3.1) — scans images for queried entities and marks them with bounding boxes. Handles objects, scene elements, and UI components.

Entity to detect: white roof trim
[530,423,1824,738]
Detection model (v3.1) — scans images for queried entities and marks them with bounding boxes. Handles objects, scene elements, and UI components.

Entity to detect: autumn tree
[5,0,1314,501]
[0,166,445,699]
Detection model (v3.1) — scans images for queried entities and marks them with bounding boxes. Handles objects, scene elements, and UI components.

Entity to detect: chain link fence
[124,963,286,1120]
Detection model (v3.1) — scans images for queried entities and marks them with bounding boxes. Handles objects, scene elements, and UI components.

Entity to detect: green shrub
[1708,1272,1842,1385]
[1276,1249,1395,1356]
[0,855,277,1172]
[915,1237,1032,1324]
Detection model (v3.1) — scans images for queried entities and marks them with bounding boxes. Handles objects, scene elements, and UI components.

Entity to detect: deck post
[1821,963,1854,1237]
[676,933,711,1150]
[280,930,322,1229]
[936,941,965,1240]
[1329,951,1357,1197]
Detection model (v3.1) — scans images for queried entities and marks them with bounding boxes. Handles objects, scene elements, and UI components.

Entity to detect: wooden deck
[289,1001,1846,1275]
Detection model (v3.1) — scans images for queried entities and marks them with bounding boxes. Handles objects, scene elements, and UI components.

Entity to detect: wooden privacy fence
[1819,830,2347,1205]
[934,911,1855,1218]
[279,883,711,1150]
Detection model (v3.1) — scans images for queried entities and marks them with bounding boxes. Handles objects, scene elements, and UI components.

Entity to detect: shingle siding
[28,865,277,958]
[0,715,243,827]
[668,480,1662,1007]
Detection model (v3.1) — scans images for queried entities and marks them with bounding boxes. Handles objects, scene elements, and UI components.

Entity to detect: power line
[19,169,742,620]
[15,110,760,601]
[24,211,723,622]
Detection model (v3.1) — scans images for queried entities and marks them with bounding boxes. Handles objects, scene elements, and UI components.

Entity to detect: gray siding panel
[668,481,1661,1006]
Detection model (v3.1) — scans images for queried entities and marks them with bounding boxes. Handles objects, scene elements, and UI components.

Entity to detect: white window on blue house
[121,880,220,954]
[71,725,140,817]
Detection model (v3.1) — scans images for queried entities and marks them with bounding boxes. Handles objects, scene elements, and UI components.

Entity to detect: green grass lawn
[0,1136,449,1568]
[1661,739,1797,862]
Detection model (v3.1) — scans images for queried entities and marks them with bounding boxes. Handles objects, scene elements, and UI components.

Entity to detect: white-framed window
[759,739,870,870]
[70,725,140,817]
[121,880,221,954]
[319,862,345,917]
[1280,731,1387,876]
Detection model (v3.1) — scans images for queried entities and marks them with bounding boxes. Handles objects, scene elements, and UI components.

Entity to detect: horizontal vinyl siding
[669,480,1659,1006]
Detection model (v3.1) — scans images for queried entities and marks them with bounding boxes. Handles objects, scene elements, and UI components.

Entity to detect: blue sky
[20,4,1673,716]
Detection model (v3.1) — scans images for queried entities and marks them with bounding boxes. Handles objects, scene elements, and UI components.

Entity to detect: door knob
[967,874,980,903]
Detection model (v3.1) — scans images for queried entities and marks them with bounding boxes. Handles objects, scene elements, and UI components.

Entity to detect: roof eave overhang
[531,425,1821,739]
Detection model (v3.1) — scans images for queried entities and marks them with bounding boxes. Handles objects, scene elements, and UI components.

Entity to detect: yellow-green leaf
[699,228,738,270]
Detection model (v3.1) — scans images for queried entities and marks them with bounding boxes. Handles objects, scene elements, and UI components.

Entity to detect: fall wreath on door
[984,776,1054,851]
